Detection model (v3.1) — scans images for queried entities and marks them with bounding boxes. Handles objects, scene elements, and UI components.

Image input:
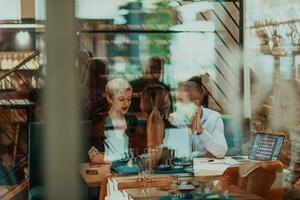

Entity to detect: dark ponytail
[141,84,171,148]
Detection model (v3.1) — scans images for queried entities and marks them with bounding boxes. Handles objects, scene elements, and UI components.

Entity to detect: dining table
[80,157,288,200]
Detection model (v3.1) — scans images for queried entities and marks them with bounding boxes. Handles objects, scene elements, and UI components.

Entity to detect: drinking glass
[167,149,175,166]
[129,147,138,162]
[138,154,151,195]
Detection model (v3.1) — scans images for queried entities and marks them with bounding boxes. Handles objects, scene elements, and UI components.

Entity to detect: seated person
[170,80,228,158]
[140,84,174,148]
[130,56,171,112]
[88,78,137,163]
[140,84,175,164]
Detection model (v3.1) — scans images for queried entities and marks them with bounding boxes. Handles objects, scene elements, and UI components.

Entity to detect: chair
[128,119,147,154]
[28,121,92,200]
[219,160,284,199]
[28,122,44,200]
[222,116,244,156]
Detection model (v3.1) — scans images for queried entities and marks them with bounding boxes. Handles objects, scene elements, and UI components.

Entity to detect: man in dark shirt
[129,56,171,112]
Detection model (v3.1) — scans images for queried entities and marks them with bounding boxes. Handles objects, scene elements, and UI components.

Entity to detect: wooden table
[80,159,287,200]
[79,163,111,188]
[106,173,265,200]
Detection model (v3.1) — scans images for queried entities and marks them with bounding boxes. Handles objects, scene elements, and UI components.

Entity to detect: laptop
[232,132,285,161]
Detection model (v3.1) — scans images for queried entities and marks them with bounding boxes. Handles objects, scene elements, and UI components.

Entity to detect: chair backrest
[29,122,43,189]
[128,119,147,154]
[28,121,91,189]
[240,161,283,198]
[220,161,283,199]
[222,116,244,156]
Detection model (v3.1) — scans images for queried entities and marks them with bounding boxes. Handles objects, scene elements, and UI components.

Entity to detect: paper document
[193,158,231,176]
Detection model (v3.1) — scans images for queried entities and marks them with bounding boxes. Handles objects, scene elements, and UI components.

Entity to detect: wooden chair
[99,174,172,200]
[218,160,284,199]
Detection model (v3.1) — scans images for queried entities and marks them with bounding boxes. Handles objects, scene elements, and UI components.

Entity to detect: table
[80,158,288,200]
[79,163,111,188]
[105,173,265,200]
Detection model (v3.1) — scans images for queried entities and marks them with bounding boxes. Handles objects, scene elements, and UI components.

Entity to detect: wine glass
[137,154,151,195]
[129,147,138,162]
[167,149,175,166]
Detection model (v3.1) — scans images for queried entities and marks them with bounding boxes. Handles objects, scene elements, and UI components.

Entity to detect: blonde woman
[88,78,137,163]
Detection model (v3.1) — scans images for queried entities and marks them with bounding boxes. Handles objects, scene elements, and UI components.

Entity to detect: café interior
[1,0,300,199]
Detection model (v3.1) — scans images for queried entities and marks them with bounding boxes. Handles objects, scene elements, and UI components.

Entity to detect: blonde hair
[105,78,132,99]
[141,84,171,148]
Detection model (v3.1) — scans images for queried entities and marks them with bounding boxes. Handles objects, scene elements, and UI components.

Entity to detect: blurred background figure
[77,49,93,78]
[28,64,46,122]
[130,56,171,113]
[80,58,110,120]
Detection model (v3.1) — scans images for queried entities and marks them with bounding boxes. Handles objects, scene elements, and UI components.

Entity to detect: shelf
[0,89,16,92]
[79,24,215,33]
[0,69,39,72]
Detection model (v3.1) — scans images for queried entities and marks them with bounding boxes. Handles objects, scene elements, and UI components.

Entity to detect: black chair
[28,121,92,200]
[28,122,44,200]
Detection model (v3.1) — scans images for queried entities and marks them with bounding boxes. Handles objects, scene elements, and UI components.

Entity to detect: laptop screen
[249,132,285,160]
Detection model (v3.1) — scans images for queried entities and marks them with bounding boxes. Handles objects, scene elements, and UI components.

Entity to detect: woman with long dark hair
[81,58,109,119]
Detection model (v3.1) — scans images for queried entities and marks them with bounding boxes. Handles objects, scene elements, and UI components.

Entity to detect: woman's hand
[190,108,204,134]
[91,153,111,164]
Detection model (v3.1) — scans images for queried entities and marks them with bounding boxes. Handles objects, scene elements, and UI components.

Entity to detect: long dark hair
[81,58,109,119]
[141,84,171,148]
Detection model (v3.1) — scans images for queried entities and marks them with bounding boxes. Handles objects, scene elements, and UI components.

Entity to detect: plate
[173,161,183,166]
[172,165,184,169]
[158,164,171,170]
[182,162,192,166]
[177,184,195,191]
[118,158,129,163]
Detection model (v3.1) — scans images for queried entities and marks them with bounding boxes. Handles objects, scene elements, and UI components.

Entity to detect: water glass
[167,149,175,166]
[137,155,152,195]
[137,154,149,181]
[129,147,138,162]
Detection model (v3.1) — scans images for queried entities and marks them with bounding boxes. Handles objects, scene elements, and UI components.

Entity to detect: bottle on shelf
[12,54,19,68]
[1,79,5,90]
[7,54,13,70]
[1,55,7,70]
[26,53,36,69]
[6,76,12,89]
[31,76,37,88]
[20,53,27,69]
